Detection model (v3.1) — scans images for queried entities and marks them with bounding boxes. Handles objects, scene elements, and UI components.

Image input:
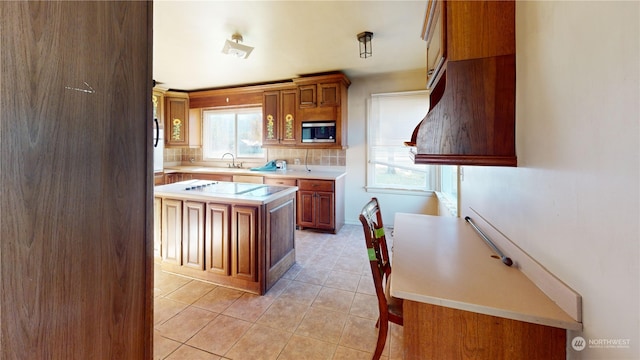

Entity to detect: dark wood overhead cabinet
[409,0,517,166]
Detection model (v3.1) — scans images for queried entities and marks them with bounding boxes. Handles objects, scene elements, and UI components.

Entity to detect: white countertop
[391,213,582,330]
[154,180,298,205]
[164,165,346,181]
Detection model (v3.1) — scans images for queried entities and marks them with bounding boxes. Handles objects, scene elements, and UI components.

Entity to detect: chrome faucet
[222,152,241,168]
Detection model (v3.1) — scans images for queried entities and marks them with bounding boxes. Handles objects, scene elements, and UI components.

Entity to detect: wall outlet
[294,158,300,165]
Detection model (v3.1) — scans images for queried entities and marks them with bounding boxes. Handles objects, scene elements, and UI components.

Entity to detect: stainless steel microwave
[301,121,336,143]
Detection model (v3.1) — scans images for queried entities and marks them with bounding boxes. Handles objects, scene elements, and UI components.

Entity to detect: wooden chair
[359,197,403,360]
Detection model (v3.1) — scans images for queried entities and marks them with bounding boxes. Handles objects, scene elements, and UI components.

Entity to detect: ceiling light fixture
[357,31,373,59]
[222,33,254,59]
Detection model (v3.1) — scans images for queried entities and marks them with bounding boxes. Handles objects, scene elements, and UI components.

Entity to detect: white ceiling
[153,1,428,91]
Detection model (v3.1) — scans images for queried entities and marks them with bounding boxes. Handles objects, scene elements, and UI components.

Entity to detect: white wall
[345,69,438,226]
[461,2,639,359]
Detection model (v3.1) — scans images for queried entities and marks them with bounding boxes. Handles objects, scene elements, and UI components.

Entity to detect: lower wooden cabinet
[183,201,205,270]
[154,172,165,185]
[154,197,162,261]
[157,192,296,294]
[232,206,258,282]
[161,198,182,265]
[205,203,230,276]
[297,177,344,233]
[298,190,334,230]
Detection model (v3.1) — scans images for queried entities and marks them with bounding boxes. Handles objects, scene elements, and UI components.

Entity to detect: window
[367,91,434,193]
[202,107,265,160]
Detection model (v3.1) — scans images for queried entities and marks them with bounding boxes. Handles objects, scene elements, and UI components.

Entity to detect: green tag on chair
[367,247,377,261]
[374,227,385,239]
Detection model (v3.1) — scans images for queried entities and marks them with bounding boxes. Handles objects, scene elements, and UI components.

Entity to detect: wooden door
[183,201,205,270]
[298,84,317,108]
[232,206,258,282]
[154,197,163,260]
[315,192,335,230]
[1,2,152,358]
[280,89,297,144]
[165,96,189,146]
[297,190,316,227]
[319,83,340,107]
[205,203,231,276]
[162,199,183,265]
[263,91,279,145]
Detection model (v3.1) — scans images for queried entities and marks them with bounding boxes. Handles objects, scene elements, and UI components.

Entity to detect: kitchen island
[154,180,298,294]
[162,165,347,233]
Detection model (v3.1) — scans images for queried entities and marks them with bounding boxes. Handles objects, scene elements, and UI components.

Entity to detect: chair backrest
[359,197,392,304]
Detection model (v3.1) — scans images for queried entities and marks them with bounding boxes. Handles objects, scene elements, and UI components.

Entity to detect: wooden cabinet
[297,81,341,108]
[299,190,334,230]
[154,197,162,261]
[162,198,183,265]
[183,201,205,270]
[423,0,515,91]
[297,178,344,233]
[410,0,517,167]
[161,198,212,272]
[232,206,258,281]
[197,173,233,182]
[205,203,231,276]
[153,88,165,132]
[293,73,350,149]
[264,195,297,290]
[164,173,179,184]
[264,177,297,186]
[187,72,349,149]
[263,88,297,146]
[154,172,165,185]
[165,91,189,147]
[423,0,445,89]
[157,191,296,294]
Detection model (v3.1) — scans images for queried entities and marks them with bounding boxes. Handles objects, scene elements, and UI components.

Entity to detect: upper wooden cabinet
[423,0,515,90]
[165,91,190,147]
[297,81,341,108]
[292,73,351,149]
[410,0,517,167]
[186,72,350,149]
[263,87,297,146]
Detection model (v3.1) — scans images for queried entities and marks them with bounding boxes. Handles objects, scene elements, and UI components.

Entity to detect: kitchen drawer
[298,179,334,192]
[232,175,264,184]
[194,173,233,182]
[264,177,297,186]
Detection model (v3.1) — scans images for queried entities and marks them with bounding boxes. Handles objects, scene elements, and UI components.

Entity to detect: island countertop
[391,213,582,331]
[154,179,298,205]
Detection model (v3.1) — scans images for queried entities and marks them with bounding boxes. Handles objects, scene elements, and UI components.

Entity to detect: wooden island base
[404,300,566,360]
[155,181,298,295]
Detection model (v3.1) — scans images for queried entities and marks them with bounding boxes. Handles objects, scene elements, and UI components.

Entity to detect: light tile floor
[154,224,403,360]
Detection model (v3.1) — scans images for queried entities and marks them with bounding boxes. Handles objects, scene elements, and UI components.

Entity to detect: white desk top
[391,213,581,330]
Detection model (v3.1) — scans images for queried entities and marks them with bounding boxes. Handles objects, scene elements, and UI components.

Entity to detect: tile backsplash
[164,147,345,167]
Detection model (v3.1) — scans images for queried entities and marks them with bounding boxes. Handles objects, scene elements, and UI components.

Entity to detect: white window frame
[201,107,265,161]
[365,90,435,195]
[365,90,460,215]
